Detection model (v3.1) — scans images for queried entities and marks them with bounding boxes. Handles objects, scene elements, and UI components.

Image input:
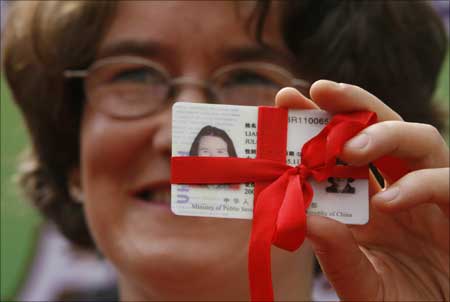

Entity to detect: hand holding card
[282,82,449,302]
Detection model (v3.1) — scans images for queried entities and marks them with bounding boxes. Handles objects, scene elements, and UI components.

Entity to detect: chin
[113,233,250,300]
[85,188,251,298]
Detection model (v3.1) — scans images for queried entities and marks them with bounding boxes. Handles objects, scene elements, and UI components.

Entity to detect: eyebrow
[97,40,167,59]
[224,45,298,69]
[97,40,299,74]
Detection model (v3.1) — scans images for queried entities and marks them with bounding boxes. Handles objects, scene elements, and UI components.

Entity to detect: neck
[272,242,315,301]
[119,243,314,301]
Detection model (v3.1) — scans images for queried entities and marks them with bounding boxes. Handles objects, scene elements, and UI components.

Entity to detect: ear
[68,167,84,204]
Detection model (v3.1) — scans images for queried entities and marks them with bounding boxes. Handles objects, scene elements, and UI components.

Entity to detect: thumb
[307,215,381,301]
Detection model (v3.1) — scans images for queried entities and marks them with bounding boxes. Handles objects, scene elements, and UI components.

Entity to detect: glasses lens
[85,61,169,118]
[213,64,292,106]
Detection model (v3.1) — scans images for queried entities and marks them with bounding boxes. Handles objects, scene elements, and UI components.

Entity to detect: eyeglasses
[64,56,310,119]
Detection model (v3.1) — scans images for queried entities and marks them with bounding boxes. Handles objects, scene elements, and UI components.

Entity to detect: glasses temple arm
[291,78,311,89]
[64,70,88,78]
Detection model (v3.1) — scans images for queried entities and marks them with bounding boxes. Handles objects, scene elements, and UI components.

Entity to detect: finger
[341,121,449,169]
[310,80,402,121]
[306,215,381,301]
[275,87,320,109]
[372,168,450,217]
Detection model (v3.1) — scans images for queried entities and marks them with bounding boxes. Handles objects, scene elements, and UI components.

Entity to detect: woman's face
[80,1,312,299]
[198,135,229,157]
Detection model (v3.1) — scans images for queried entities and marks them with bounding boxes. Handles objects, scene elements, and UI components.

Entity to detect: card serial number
[288,116,329,125]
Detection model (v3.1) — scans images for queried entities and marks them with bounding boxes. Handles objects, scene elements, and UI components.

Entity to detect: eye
[110,66,165,84]
[224,70,279,87]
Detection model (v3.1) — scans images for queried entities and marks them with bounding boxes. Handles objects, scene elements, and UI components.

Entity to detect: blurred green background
[1,75,42,300]
[0,53,449,300]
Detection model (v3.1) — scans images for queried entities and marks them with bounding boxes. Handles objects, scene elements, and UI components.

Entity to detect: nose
[171,77,211,104]
[152,83,209,156]
[151,108,172,156]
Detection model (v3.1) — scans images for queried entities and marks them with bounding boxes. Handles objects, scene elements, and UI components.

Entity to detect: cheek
[78,109,253,285]
[81,115,153,178]
[81,115,150,202]
[79,110,160,253]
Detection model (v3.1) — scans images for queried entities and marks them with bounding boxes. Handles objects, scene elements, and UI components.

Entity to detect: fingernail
[375,187,400,203]
[345,133,369,150]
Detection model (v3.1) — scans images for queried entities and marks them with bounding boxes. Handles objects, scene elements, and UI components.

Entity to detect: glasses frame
[64,55,311,118]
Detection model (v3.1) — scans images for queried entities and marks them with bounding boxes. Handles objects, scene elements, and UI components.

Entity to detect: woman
[189,125,238,157]
[189,125,239,190]
[2,1,448,301]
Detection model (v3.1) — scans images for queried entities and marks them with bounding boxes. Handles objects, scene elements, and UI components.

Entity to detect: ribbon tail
[248,172,290,301]
[272,175,306,252]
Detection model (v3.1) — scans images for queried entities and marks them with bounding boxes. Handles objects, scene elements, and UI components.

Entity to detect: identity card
[171,102,369,224]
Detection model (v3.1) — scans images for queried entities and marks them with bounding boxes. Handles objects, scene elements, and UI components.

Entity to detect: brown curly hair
[2,1,118,248]
[2,1,447,249]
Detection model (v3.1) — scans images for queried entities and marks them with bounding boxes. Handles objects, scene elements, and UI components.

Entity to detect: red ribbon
[171,107,410,301]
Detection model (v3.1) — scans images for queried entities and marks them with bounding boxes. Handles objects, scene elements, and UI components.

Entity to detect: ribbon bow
[171,108,409,301]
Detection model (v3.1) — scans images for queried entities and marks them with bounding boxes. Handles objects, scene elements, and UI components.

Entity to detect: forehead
[98,1,294,69]
[199,135,227,147]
